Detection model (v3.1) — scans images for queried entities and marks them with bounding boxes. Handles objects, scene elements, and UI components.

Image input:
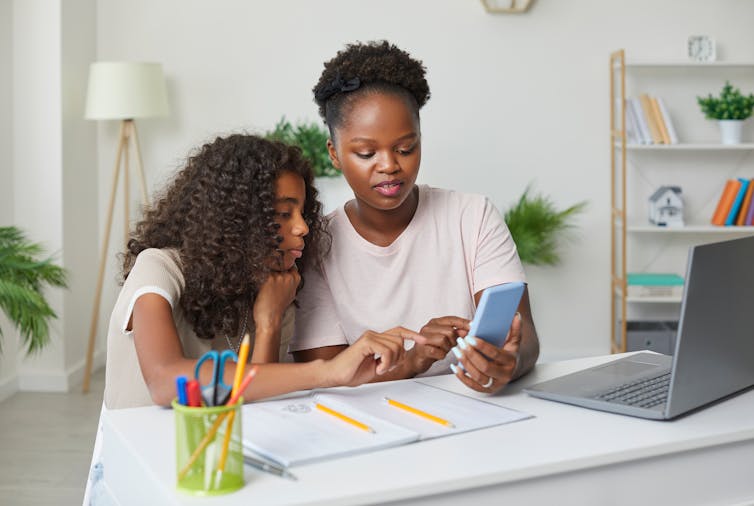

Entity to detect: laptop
[525,235,754,420]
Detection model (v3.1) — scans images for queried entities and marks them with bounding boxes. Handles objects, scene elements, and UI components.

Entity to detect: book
[649,96,671,145]
[629,97,652,144]
[627,272,684,298]
[711,179,742,225]
[746,181,754,226]
[735,178,754,226]
[725,178,750,226]
[639,94,663,144]
[624,99,640,144]
[656,97,679,144]
[242,381,531,467]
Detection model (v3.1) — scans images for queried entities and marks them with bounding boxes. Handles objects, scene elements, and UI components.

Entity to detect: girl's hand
[451,313,522,393]
[327,327,428,387]
[409,316,470,375]
[253,266,301,333]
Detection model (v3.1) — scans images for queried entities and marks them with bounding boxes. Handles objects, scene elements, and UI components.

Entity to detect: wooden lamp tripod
[82,62,168,393]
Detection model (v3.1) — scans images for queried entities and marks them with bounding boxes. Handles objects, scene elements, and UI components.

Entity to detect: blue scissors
[194,350,238,406]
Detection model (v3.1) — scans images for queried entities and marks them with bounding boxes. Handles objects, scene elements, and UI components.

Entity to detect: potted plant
[697,81,754,145]
[504,186,587,266]
[265,117,339,178]
[266,117,351,213]
[0,226,67,355]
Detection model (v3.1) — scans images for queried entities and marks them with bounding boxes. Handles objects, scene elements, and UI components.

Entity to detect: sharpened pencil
[315,402,375,433]
[384,397,455,428]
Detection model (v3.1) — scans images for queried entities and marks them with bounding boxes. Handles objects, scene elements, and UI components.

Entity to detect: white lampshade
[85,62,169,120]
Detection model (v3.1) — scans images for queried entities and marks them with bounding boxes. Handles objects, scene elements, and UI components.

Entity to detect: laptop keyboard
[593,372,671,409]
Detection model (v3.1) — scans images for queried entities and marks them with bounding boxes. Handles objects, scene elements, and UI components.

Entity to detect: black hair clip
[315,74,361,102]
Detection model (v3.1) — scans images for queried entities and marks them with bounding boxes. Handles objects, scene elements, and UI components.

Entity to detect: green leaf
[697,81,754,120]
[503,186,587,266]
[0,226,68,355]
[264,117,339,178]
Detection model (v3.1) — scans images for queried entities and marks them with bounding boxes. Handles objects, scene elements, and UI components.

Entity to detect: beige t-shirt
[104,248,294,409]
[291,185,526,376]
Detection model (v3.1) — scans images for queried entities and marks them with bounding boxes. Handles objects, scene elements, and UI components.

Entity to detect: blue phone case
[467,282,525,347]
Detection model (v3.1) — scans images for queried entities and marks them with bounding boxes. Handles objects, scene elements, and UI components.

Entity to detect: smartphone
[467,282,525,347]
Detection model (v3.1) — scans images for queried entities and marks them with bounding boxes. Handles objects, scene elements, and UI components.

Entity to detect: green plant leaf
[697,81,754,121]
[0,226,68,355]
[265,117,339,178]
[503,186,587,266]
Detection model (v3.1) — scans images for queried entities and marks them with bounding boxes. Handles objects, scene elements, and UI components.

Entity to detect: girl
[104,134,424,409]
[291,41,540,393]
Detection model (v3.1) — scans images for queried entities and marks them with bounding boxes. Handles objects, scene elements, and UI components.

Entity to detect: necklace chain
[225,308,248,354]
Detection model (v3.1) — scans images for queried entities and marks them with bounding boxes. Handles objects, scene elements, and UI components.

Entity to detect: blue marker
[176,375,189,405]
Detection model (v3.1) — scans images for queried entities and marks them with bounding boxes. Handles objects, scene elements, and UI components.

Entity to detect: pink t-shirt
[291,185,526,376]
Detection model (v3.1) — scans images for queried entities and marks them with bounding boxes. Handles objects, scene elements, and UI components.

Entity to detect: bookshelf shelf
[627,225,754,233]
[621,143,754,151]
[623,61,754,69]
[609,49,754,354]
[626,296,683,304]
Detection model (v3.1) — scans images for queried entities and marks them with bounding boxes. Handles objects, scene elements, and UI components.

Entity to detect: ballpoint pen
[243,454,298,481]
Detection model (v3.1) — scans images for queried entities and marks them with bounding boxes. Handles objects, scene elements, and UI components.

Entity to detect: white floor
[0,368,104,506]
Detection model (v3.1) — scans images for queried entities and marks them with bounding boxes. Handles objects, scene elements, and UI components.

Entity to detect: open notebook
[242,381,531,467]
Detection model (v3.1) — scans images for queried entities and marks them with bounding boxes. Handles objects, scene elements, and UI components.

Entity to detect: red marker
[186,379,202,407]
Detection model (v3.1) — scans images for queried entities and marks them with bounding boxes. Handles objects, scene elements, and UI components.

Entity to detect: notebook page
[323,381,531,439]
[242,394,419,467]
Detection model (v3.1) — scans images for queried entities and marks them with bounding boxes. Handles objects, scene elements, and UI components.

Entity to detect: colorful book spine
[639,94,663,144]
[711,179,742,226]
[649,97,671,144]
[746,180,754,226]
[656,97,679,144]
[725,178,750,226]
[736,178,754,226]
[624,99,640,144]
[629,97,652,144]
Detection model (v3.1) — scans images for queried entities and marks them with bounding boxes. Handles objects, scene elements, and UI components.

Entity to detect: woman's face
[271,171,309,271]
[327,92,421,213]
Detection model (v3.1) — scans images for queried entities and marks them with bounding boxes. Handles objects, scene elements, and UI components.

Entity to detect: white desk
[102,354,754,505]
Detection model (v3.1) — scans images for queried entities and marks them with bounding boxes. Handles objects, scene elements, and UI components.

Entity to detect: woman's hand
[252,266,301,333]
[326,327,428,387]
[450,313,522,393]
[408,316,470,375]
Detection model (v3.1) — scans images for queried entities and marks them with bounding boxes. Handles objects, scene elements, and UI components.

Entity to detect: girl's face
[327,93,421,213]
[271,171,309,271]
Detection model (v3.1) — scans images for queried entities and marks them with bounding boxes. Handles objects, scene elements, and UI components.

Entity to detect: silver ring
[482,377,494,388]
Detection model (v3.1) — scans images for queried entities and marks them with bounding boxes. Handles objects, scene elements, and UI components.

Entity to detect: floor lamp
[82,62,169,393]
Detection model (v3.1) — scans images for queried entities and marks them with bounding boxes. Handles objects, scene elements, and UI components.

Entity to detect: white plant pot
[314,176,352,215]
[718,120,744,145]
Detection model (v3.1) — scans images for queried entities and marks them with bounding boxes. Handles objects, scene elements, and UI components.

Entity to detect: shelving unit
[610,49,754,353]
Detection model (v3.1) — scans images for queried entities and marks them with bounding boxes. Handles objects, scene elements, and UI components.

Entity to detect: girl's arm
[132,294,422,406]
[250,267,301,363]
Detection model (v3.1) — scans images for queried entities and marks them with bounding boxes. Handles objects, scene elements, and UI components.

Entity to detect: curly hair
[312,40,430,134]
[122,134,329,340]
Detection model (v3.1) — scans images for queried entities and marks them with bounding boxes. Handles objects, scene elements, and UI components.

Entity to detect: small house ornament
[648,186,684,227]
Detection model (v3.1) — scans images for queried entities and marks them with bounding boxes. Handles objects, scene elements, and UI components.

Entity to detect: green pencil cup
[173,398,244,496]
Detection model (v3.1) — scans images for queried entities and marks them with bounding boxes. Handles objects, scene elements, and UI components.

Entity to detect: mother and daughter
[104,40,539,410]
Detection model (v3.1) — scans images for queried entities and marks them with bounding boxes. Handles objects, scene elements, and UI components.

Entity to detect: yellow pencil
[315,402,375,433]
[231,332,251,397]
[217,332,251,473]
[384,397,455,428]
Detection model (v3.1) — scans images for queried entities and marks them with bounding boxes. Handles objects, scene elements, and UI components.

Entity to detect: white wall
[3,0,99,397]
[92,0,754,361]
[12,0,67,390]
[61,0,99,385]
[0,0,19,400]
